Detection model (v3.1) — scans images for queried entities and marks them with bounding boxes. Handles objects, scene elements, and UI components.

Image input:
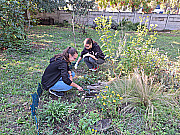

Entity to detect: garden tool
[83,89,91,94]
[30,83,43,116]
[30,83,42,135]
[83,89,100,98]
[30,92,39,116]
[78,88,91,98]
[37,83,43,97]
[30,92,39,135]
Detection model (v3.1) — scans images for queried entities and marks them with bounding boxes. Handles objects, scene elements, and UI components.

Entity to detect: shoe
[55,91,64,97]
[89,68,97,71]
[89,66,99,71]
[49,89,64,97]
[94,66,99,71]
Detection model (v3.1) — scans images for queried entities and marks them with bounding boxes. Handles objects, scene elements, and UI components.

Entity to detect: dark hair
[84,38,97,46]
[54,46,78,62]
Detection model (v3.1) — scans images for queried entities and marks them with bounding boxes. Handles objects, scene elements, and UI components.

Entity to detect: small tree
[67,0,95,46]
[68,0,95,34]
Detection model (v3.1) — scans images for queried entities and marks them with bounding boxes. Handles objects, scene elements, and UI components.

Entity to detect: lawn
[0,25,179,134]
[156,31,180,59]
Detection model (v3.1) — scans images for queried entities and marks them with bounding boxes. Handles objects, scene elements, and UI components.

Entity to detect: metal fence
[36,10,180,30]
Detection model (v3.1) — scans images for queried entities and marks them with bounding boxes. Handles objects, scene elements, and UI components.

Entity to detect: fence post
[164,14,170,30]
[148,13,153,29]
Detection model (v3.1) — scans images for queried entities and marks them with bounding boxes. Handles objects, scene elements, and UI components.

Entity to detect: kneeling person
[41,47,84,97]
[75,38,105,71]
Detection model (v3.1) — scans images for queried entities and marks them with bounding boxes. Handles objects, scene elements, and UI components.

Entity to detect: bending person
[75,38,105,71]
[41,46,84,97]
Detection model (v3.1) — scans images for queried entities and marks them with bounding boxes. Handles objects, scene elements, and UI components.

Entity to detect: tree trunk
[57,10,60,24]
[87,10,89,28]
[72,10,76,47]
[82,16,86,34]
[24,9,30,32]
[133,11,136,23]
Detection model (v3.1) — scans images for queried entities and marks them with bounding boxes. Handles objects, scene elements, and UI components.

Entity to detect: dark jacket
[41,56,72,90]
[80,42,105,60]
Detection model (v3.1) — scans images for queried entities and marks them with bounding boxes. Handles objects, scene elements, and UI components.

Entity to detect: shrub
[94,76,178,134]
[0,0,30,52]
[109,71,180,134]
[116,19,170,76]
[55,20,70,27]
[96,86,123,118]
[118,17,141,31]
[39,98,77,126]
[92,16,119,30]
[94,16,167,77]
[93,15,120,78]
[78,111,100,134]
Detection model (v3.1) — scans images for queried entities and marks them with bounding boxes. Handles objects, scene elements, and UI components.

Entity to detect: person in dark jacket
[74,38,105,71]
[41,46,84,97]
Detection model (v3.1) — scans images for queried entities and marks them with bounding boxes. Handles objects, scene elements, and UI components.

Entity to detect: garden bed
[1,25,179,134]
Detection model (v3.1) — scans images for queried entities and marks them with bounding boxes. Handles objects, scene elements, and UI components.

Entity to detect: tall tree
[97,0,179,14]
[31,0,67,12]
[0,0,33,51]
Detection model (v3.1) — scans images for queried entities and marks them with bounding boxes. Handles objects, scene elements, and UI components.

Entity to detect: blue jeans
[49,71,75,92]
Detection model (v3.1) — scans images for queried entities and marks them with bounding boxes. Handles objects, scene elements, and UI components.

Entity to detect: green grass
[156,31,180,59]
[0,25,96,134]
[0,25,179,134]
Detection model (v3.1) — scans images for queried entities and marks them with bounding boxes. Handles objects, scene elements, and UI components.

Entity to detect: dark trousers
[84,56,105,69]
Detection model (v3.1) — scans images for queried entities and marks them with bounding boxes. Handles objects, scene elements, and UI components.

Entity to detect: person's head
[84,38,93,50]
[55,47,78,62]
[63,46,78,62]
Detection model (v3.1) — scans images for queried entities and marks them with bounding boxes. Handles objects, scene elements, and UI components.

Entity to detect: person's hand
[83,53,90,58]
[74,62,78,69]
[77,86,84,91]
[69,75,73,81]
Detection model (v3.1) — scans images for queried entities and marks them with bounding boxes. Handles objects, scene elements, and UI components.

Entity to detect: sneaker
[94,66,99,71]
[89,68,97,71]
[49,89,64,97]
[89,66,99,71]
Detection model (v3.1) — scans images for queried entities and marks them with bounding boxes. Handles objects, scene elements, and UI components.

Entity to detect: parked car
[152,5,164,14]
[153,9,164,14]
